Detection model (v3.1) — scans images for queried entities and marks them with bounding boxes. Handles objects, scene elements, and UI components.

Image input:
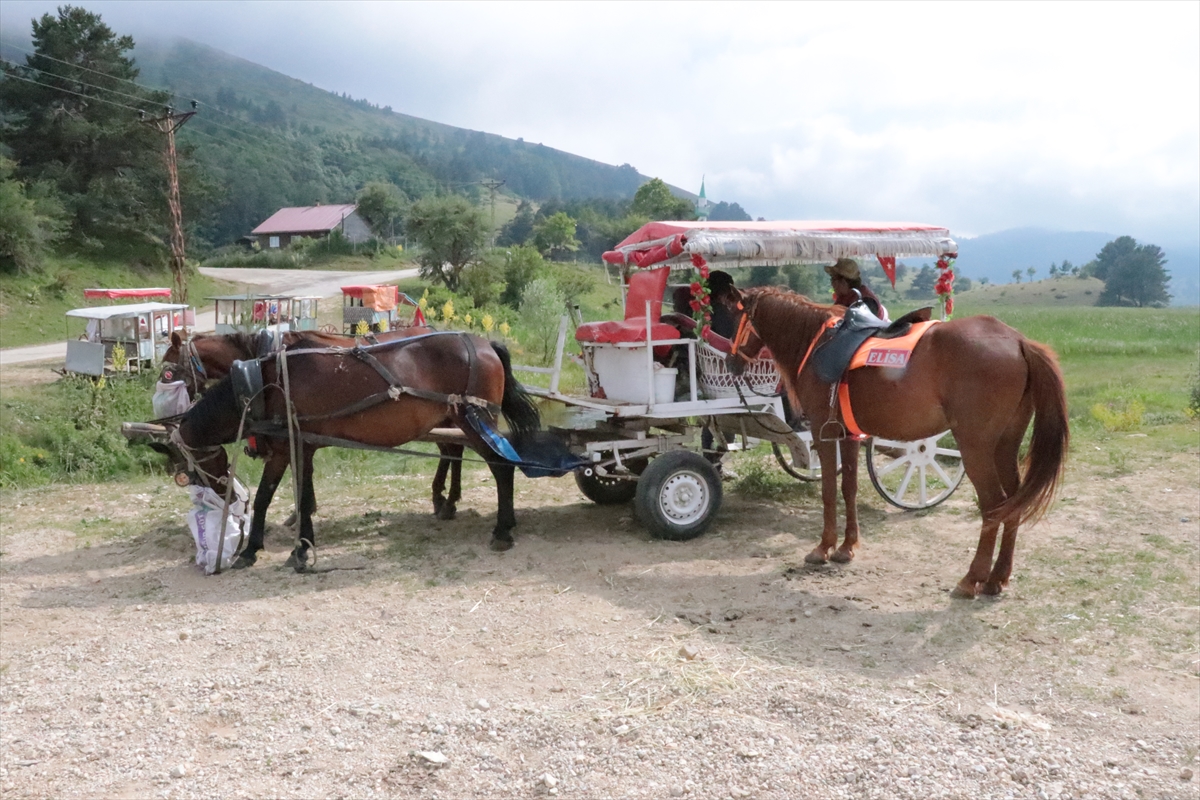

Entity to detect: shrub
[1090,399,1145,432]
[518,277,567,365]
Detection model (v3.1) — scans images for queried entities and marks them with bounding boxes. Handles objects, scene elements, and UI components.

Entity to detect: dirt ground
[1,440,1198,800]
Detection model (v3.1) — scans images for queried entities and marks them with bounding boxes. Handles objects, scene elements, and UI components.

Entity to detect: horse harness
[231,330,500,447]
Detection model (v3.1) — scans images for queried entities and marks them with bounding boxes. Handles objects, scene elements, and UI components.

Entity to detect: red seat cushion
[575,317,680,344]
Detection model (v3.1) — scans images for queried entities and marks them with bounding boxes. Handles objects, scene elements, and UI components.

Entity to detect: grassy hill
[955,276,1105,307]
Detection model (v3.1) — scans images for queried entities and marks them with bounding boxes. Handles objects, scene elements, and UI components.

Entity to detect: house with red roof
[250,203,372,249]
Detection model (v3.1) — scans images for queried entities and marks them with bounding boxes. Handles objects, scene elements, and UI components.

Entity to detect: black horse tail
[491,340,541,444]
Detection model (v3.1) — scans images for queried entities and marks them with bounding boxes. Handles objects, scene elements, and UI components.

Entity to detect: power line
[0,70,150,114]
[0,56,163,108]
[1,36,307,147]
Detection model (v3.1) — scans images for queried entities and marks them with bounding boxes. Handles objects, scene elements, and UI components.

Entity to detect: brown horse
[164,330,469,520]
[175,331,541,570]
[724,287,1068,598]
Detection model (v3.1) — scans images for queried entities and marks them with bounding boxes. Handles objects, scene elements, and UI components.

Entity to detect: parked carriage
[65,301,192,376]
[340,284,424,334]
[210,293,321,335]
[513,220,968,540]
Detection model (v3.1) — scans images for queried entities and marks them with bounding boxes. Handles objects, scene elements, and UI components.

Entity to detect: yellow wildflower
[481,314,495,333]
[355,320,370,336]
[499,321,511,337]
[442,299,455,322]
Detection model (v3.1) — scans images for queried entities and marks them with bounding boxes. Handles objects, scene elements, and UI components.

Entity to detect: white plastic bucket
[654,367,677,404]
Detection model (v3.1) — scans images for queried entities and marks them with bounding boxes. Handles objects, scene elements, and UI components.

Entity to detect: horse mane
[743,287,842,373]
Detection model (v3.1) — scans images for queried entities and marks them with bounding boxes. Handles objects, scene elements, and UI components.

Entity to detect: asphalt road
[0,267,420,368]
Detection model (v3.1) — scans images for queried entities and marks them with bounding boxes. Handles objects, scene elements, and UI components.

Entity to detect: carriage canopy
[602,220,958,272]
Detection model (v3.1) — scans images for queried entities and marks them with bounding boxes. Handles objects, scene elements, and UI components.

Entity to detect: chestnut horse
[164,330,469,521]
[725,287,1068,598]
[175,331,541,570]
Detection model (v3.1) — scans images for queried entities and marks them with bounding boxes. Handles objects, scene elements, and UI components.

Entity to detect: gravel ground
[1,445,1197,800]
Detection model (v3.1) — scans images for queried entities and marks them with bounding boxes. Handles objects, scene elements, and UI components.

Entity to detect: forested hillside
[1,11,703,262]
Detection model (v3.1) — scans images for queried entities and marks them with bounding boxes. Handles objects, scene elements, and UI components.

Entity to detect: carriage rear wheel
[635,451,722,541]
[866,431,965,510]
[574,466,638,505]
[770,435,841,482]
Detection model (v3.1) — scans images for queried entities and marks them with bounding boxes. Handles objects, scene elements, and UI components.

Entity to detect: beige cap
[824,258,861,281]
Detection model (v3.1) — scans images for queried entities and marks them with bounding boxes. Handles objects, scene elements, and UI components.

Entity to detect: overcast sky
[3,1,1198,245]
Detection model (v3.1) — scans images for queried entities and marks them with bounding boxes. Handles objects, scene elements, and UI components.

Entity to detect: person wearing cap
[826,258,887,320]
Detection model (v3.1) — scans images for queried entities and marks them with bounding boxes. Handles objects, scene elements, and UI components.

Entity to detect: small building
[250,204,372,249]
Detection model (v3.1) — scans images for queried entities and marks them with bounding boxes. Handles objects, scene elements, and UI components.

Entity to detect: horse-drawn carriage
[509,220,968,540]
[150,219,1067,595]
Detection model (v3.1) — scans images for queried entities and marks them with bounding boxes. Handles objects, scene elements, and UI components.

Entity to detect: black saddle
[811,304,933,384]
[230,358,266,421]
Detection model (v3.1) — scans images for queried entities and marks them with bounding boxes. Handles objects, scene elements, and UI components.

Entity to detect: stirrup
[819,419,847,442]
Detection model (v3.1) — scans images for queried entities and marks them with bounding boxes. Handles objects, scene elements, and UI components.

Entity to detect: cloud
[2,0,1196,243]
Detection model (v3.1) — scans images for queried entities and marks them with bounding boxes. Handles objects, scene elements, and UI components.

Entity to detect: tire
[866,431,965,510]
[635,450,722,541]
[770,436,832,482]
[574,466,638,505]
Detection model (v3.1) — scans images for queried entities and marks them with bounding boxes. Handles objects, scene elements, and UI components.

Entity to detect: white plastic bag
[153,380,191,418]
[186,478,250,574]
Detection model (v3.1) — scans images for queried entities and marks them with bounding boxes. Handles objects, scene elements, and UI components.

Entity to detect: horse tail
[491,340,541,443]
[992,339,1070,526]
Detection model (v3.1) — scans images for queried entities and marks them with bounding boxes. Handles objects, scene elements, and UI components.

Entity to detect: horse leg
[235,449,288,569]
[806,439,842,564]
[953,438,1008,598]
[487,459,518,552]
[432,443,463,520]
[285,446,318,572]
[982,419,1029,595]
[831,438,862,563]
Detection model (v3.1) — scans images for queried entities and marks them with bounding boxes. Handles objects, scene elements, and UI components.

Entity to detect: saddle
[230,358,266,422]
[812,305,933,384]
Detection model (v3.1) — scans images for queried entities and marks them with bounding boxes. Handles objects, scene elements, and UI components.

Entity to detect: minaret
[696,176,711,221]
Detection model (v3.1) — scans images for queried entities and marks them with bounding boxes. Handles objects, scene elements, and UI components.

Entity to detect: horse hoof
[232,554,257,570]
[436,506,457,521]
[804,549,829,565]
[950,580,979,599]
[283,512,298,527]
[489,537,514,552]
[284,551,308,572]
[831,548,856,564]
[980,581,1005,597]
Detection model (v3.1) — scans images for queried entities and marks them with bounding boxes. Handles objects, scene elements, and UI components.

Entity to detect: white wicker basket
[697,343,782,399]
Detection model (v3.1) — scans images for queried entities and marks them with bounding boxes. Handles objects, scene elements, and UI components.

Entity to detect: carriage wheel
[770,435,840,482]
[574,466,638,505]
[635,451,722,541]
[866,431,965,510]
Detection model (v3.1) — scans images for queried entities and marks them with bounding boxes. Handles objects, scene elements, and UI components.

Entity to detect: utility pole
[143,103,196,304]
[480,178,505,246]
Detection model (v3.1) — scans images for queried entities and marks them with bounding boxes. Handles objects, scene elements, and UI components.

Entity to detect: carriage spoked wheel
[635,451,722,541]
[865,431,965,510]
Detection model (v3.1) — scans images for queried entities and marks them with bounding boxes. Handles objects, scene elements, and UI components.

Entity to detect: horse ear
[171,331,183,348]
[726,286,744,309]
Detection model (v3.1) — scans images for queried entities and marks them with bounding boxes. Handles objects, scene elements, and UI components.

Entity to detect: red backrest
[624,267,670,321]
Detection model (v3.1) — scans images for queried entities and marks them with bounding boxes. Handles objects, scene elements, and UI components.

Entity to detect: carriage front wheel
[635,451,722,541]
[866,431,965,510]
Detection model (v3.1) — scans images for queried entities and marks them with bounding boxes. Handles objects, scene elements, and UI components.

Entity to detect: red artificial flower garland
[689,254,714,334]
[935,255,957,318]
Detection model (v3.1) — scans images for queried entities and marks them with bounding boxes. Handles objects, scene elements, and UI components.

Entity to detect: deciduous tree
[1094,236,1171,307]
[406,195,488,291]
[355,181,405,239]
[532,211,580,260]
[630,178,694,221]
